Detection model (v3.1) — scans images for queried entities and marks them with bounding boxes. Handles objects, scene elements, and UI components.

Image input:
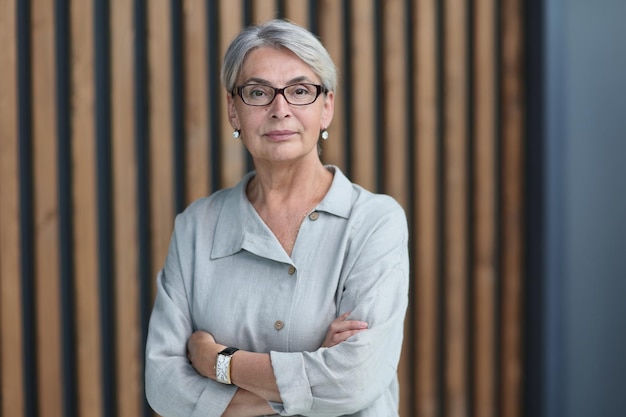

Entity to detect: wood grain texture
[183,0,210,204]
[0,1,24,416]
[0,2,525,415]
[110,0,142,416]
[318,0,345,169]
[349,0,376,190]
[443,1,470,416]
[473,0,497,416]
[414,1,441,415]
[147,0,175,281]
[70,1,103,416]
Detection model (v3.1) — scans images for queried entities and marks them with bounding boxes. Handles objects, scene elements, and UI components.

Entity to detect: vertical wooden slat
[220,3,245,187]
[414,0,440,415]
[318,0,345,170]
[252,0,277,24]
[283,0,309,27]
[183,0,210,204]
[381,1,409,412]
[500,0,524,415]
[349,0,376,190]
[30,1,63,416]
[148,0,175,278]
[110,0,141,416]
[70,0,103,416]
[0,1,25,416]
[443,0,469,416]
[382,0,408,207]
[473,0,497,416]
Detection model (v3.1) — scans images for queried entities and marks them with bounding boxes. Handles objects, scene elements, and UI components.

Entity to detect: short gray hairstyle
[221,19,338,93]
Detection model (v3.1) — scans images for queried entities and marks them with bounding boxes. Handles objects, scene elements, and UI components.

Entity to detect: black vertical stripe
[94,0,117,415]
[342,0,353,176]
[55,0,77,416]
[308,0,319,35]
[373,0,384,193]
[276,0,286,19]
[523,0,544,416]
[403,0,417,414]
[17,1,38,416]
[171,0,186,212]
[206,1,223,190]
[243,0,253,26]
[132,1,153,416]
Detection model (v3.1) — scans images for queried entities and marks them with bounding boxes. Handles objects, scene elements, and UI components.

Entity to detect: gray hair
[221,19,338,93]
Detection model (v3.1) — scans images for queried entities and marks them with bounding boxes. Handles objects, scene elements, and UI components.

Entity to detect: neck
[247,164,330,212]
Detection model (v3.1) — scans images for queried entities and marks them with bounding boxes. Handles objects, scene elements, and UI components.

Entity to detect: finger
[331,328,367,344]
[329,319,368,333]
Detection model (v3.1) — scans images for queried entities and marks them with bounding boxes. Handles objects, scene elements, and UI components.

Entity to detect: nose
[269,91,291,118]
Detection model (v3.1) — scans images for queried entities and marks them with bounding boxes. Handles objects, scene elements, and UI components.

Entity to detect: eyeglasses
[232,83,328,106]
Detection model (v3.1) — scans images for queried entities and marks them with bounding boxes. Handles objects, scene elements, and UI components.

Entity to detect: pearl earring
[321,129,329,140]
[232,129,240,139]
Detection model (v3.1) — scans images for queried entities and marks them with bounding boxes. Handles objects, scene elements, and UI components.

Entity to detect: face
[227,47,334,165]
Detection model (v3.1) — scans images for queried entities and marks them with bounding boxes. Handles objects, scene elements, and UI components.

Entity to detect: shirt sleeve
[269,197,410,417]
[144,216,237,417]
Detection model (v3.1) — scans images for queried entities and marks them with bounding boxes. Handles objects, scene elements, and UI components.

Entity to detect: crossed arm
[186,312,368,417]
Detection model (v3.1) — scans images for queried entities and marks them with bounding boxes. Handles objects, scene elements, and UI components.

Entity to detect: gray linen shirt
[145,166,409,417]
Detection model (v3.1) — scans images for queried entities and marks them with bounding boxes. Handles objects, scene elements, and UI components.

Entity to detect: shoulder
[327,166,406,220]
[328,166,407,237]
[351,186,408,244]
[353,184,405,216]
[344,178,406,227]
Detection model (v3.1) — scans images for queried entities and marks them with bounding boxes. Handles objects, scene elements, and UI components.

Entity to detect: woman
[145,19,409,417]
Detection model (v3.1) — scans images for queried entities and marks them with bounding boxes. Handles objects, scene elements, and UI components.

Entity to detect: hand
[321,312,368,348]
[222,388,276,417]
[187,330,225,378]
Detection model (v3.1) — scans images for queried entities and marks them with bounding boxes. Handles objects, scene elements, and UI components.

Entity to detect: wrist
[207,343,226,379]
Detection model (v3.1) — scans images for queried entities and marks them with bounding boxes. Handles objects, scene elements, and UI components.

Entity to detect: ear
[227,93,240,129]
[320,90,335,130]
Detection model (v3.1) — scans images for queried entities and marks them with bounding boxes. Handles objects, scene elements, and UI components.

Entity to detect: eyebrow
[241,76,314,86]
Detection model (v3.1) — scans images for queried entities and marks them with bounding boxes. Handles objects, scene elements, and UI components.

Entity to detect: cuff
[190,382,237,417]
[269,351,314,415]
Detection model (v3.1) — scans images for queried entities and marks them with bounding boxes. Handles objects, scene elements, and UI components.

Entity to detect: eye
[291,85,314,96]
[246,86,270,97]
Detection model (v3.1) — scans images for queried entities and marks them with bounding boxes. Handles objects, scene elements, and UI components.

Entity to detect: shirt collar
[211,165,353,260]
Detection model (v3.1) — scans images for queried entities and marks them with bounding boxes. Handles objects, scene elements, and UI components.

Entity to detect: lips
[264,130,296,141]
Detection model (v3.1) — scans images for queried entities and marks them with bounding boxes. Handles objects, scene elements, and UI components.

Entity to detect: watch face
[216,354,230,383]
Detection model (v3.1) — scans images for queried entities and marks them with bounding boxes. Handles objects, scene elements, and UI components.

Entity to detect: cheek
[239,111,268,132]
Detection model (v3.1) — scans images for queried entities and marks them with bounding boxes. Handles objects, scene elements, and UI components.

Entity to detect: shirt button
[274,320,284,330]
[309,211,320,221]
[288,266,296,275]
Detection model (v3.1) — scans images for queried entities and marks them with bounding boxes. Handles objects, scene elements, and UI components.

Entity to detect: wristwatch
[215,347,239,384]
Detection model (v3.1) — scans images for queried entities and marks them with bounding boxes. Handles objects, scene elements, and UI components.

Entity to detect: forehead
[238,46,320,84]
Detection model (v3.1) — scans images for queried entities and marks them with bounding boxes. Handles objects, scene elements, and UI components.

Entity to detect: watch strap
[219,346,239,356]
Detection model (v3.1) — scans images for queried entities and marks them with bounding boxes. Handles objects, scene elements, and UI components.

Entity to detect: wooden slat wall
[0,1,524,417]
